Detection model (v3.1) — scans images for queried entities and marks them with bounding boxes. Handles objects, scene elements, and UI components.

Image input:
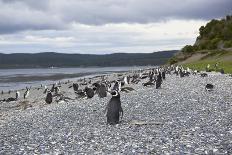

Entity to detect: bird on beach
[112,81,121,92]
[24,88,30,99]
[205,84,214,91]
[45,91,53,104]
[84,86,95,98]
[16,91,20,100]
[73,83,79,92]
[105,90,123,125]
[156,72,162,89]
[93,82,107,98]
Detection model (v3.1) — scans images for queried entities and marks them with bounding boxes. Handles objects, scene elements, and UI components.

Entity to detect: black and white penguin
[124,76,129,85]
[75,90,86,98]
[51,84,56,92]
[16,91,20,100]
[106,90,123,125]
[161,71,166,80]
[205,84,214,91]
[98,84,107,98]
[1,90,3,95]
[24,88,30,99]
[112,81,121,92]
[45,91,53,104]
[54,86,60,94]
[43,87,48,94]
[84,87,94,98]
[143,81,154,87]
[200,73,208,77]
[73,83,79,92]
[93,83,107,98]
[156,72,162,89]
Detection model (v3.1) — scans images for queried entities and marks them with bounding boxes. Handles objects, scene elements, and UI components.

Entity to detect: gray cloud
[0,0,231,34]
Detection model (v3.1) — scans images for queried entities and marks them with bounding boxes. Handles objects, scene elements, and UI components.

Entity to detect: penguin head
[111,90,120,98]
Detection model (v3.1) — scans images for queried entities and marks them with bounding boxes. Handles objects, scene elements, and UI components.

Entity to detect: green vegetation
[168,15,232,73]
[181,15,232,55]
[183,50,232,73]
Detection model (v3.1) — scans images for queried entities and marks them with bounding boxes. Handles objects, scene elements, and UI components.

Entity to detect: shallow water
[0,66,150,91]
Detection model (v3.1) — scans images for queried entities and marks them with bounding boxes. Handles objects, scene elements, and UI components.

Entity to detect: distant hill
[0,51,177,69]
[168,15,232,73]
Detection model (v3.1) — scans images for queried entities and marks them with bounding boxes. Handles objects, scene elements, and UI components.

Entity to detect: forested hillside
[0,51,177,68]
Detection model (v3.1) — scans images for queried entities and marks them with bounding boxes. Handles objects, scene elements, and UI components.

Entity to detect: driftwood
[129,120,163,126]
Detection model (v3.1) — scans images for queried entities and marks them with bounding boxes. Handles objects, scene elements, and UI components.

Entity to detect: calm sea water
[0,66,151,91]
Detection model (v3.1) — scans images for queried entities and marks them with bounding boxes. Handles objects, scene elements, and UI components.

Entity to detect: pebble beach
[0,71,232,154]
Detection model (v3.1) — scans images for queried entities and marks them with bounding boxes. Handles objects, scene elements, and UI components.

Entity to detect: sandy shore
[0,70,232,154]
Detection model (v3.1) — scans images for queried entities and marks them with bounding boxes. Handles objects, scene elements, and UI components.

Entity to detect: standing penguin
[73,83,79,92]
[161,71,166,80]
[112,81,121,92]
[24,88,30,99]
[156,72,162,89]
[106,90,123,125]
[45,91,53,104]
[16,91,20,100]
[84,87,94,98]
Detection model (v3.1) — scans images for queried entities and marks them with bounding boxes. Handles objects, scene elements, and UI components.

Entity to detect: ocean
[0,66,151,91]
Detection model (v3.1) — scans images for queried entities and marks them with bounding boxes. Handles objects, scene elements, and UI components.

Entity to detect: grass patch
[183,60,232,73]
[182,50,232,73]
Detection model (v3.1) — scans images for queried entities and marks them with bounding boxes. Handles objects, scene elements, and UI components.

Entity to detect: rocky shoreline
[0,70,232,154]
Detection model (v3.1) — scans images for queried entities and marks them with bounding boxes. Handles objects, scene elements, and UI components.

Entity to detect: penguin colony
[0,65,219,125]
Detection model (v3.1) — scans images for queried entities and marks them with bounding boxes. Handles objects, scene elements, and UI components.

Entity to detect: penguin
[16,91,20,100]
[205,84,214,91]
[106,90,123,125]
[84,87,94,98]
[24,88,30,99]
[156,72,162,89]
[54,86,60,94]
[43,88,48,94]
[75,90,86,98]
[124,76,129,85]
[161,71,166,80]
[51,84,56,92]
[200,73,208,77]
[1,90,3,95]
[93,83,107,98]
[73,83,79,92]
[112,81,121,92]
[98,84,107,98]
[45,91,53,104]
[6,97,16,102]
[143,81,154,87]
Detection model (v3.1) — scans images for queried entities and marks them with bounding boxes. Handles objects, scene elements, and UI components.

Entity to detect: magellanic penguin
[93,83,107,98]
[112,81,121,92]
[84,87,94,98]
[156,72,162,89]
[205,84,214,91]
[73,83,79,92]
[45,91,53,104]
[24,88,30,99]
[16,91,20,100]
[106,90,123,125]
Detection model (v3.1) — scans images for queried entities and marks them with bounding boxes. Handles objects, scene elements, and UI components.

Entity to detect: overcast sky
[0,0,231,54]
